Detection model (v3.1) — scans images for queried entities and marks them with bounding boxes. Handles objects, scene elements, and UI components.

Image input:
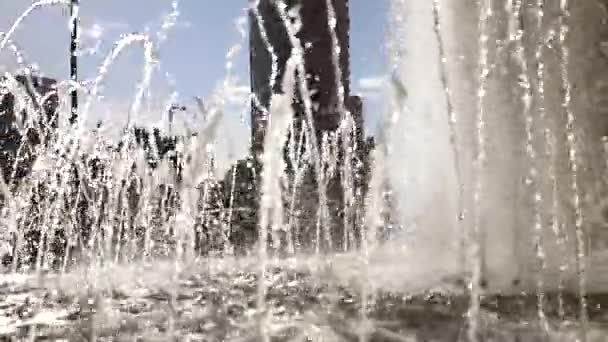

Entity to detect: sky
[1,0,390,164]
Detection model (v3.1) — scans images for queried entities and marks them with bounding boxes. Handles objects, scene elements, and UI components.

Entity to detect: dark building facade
[249,0,364,157]
[247,0,371,252]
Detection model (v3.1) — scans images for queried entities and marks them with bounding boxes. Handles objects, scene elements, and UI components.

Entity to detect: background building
[247,0,371,252]
[249,0,364,158]
[0,74,58,183]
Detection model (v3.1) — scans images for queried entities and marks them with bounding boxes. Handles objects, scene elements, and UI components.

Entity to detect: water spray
[69,0,79,125]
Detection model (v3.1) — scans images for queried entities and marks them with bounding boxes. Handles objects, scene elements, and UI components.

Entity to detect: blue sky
[1,0,389,161]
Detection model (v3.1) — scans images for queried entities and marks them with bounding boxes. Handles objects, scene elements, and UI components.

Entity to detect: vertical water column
[559,0,586,334]
[438,0,538,293]
[415,0,608,307]
[386,0,461,280]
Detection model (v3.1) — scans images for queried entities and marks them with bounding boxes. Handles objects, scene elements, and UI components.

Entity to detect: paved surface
[0,259,607,341]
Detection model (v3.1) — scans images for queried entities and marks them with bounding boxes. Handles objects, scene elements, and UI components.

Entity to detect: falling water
[128,39,157,125]
[507,0,531,290]
[80,33,153,124]
[431,0,466,273]
[270,1,332,253]
[558,0,588,337]
[69,33,154,265]
[318,134,336,251]
[1,73,37,132]
[256,57,297,342]
[156,0,180,46]
[324,0,358,254]
[249,0,311,254]
[469,0,491,340]
[544,27,569,321]
[1,73,56,271]
[68,0,78,126]
[285,127,308,253]
[532,0,549,331]
[249,0,280,99]
[128,0,183,126]
[0,33,29,73]
[223,15,247,97]
[0,0,232,273]
[200,12,249,255]
[127,0,180,128]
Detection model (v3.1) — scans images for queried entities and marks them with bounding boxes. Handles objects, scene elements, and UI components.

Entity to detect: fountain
[1,0,608,340]
[386,0,608,338]
[427,0,608,292]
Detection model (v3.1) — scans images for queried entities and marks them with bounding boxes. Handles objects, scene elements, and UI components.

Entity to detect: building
[247,0,372,252]
[249,0,365,157]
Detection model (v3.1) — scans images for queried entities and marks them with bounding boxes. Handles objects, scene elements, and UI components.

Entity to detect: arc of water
[127,38,157,124]
[45,35,152,237]
[0,17,89,271]
[0,0,70,54]
[50,35,156,264]
[0,35,79,157]
[129,0,181,125]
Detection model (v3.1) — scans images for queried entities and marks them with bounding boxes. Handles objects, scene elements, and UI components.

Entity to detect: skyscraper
[247,0,370,252]
[249,0,360,158]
